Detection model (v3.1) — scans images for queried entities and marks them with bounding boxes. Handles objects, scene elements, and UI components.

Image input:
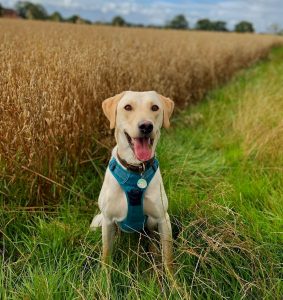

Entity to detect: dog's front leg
[158,213,173,271]
[102,217,116,264]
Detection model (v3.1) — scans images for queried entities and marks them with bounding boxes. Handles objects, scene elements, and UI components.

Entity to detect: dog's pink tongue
[133,138,152,161]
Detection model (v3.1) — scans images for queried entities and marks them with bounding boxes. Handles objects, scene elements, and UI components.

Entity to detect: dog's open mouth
[125,131,154,161]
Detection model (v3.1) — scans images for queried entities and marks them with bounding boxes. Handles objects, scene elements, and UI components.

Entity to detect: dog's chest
[99,167,168,222]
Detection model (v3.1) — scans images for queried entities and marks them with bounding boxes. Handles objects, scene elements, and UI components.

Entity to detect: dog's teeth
[148,138,151,145]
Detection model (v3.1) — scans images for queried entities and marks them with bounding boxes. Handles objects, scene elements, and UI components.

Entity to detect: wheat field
[0,18,282,199]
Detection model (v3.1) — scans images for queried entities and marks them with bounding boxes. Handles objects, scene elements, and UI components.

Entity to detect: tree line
[0,1,92,24]
[0,1,279,34]
[164,15,255,32]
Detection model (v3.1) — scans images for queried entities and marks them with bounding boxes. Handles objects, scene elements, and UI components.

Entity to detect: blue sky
[2,0,283,32]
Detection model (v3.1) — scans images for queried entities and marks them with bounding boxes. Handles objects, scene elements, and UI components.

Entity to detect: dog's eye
[124,105,132,111]
[151,105,159,112]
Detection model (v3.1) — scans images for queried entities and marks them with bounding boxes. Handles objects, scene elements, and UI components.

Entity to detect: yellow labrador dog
[90,91,174,270]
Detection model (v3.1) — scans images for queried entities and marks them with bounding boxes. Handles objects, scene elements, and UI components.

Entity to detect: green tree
[211,21,227,31]
[235,21,254,33]
[166,14,189,29]
[112,15,126,26]
[195,19,213,30]
[66,15,80,23]
[49,11,63,22]
[0,3,3,17]
[65,15,91,25]
[16,1,48,20]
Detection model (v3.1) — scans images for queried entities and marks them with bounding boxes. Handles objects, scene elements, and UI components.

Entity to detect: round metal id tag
[137,178,147,189]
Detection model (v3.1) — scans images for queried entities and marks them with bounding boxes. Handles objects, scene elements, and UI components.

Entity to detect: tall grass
[0,19,282,200]
[234,48,283,163]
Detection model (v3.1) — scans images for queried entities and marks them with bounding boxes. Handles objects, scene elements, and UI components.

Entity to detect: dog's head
[102,91,174,162]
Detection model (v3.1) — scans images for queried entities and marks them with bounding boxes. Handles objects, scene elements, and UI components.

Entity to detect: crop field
[1,19,283,299]
[0,19,282,201]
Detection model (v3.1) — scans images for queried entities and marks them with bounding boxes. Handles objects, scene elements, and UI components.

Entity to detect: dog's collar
[117,152,155,173]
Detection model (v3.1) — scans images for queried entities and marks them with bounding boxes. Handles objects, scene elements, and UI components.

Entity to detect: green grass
[1,48,283,299]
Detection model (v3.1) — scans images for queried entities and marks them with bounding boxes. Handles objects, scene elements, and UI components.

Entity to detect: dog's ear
[102,92,125,129]
[158,94,175,129]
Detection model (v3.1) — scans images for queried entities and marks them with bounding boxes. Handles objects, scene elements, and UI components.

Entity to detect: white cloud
[2,0,283,32]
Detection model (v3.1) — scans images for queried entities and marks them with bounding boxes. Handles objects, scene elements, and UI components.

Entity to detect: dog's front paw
[90,213,103,231]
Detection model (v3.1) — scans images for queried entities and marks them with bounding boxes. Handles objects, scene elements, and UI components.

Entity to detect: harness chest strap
[108,157,159,233]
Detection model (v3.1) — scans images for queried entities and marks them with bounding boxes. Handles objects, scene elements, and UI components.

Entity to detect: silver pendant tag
[137,178,147,189]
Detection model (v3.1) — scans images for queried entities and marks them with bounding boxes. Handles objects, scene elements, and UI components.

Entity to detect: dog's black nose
[138,121,153,135]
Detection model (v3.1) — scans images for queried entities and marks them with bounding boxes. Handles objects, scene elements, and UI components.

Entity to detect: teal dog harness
[109,157,159,233]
